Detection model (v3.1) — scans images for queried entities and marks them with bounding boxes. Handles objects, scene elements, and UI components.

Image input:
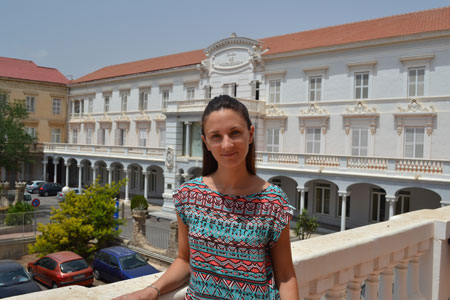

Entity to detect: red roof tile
[72,50,206,83]
[0,57,68,85]
[73,6,450,84]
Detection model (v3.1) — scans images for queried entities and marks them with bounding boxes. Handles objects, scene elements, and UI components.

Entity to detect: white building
[44,7,450,230]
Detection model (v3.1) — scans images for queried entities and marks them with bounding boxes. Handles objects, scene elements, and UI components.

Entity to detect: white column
[379,267,394,300]
[65,162,70,187]
[339,191,348,231]
[124,169,129,202]
[184,122,191,157]
[297,187,305,213]
[107,167,112,185]
[53,162,58,183]
[394,261,409,300]
[78,164,82,188]
[93,166,97,184]
[42,160,47,181]
[144,171,149,200]
[386,195,396,220]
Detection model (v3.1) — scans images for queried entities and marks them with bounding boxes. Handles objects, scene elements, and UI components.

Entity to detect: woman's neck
[209,165,253,191]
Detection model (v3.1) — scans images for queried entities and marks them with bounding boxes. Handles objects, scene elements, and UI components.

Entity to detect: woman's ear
[201,135,210,151]
[249,126,255,144]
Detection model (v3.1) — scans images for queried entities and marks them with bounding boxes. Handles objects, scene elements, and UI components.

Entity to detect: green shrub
[5,201,35,225]
[130,195,148,211]
[294,209,319,240]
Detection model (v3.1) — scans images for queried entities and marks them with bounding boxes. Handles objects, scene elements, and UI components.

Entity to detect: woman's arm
[271,225,299,300]
[112,214,191,300]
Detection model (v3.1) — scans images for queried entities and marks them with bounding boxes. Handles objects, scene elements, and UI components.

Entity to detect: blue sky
[1,0,448,79]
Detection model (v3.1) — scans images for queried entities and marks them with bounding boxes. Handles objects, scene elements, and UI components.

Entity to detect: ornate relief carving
[115,114,130,123]
[345,101,377,114]
[264,105,287,133]
[165,146,174,170]
[135,113,151,123]
[98,114,112,123]
[300,103,328,115]
[397,99,434,113]
[154,114,166,133]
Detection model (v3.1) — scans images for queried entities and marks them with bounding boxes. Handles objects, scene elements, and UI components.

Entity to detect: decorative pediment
[342,101,379,135]
[344,101,377,115]
[82,116,95,124]
[135,113,151,123]
[115,114,130,124]
[154,114,166,133]
[98,114,112,124]
[394,99,436,136]
[298,103,329,134]
[263,105,287,120]
[397,99,435,114]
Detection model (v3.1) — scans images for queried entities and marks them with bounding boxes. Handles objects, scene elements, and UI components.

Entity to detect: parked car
[23,192,32,202]
[0,260,41,299]
[38,183,63,196]
[56,188,85,202]
[25,180,46,194]
[27,251,93,288]
[92,246,159,282]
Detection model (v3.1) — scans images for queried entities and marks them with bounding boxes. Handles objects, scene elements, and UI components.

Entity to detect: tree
[28,179,125,258]
[0,90,36,186]
[5,201,35,225]
[294,209,319,240]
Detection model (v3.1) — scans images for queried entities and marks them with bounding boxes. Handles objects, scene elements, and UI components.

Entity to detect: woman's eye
[230,131,241,136]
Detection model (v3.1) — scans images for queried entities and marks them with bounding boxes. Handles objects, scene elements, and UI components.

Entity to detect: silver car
[57,188,85,202]
[25,180,46,194]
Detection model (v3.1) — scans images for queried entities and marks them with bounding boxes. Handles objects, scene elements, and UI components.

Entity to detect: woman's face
[202,108,254,171]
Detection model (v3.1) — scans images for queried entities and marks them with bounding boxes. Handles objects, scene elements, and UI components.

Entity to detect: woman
[113,95,298,300]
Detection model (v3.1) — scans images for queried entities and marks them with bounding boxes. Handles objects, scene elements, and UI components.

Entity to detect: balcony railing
[256,152,450,177]
[44,143,165,159]
[10,206,450,300]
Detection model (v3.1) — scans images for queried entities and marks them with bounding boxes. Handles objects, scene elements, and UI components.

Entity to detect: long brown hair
[201,95,256,176]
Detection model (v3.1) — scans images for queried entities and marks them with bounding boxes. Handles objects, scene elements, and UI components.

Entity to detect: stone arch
[94,160,108,185]
[302,179,340,223]
[79,159,93,187]
[394,187,441,215]
[347,182,387,227]
[145,165,165,205]
[267,176,298,212]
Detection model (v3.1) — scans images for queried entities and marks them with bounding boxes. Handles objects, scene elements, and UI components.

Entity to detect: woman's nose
[221,135,234,148]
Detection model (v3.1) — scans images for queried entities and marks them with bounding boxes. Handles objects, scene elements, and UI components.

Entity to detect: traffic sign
[31,198,40,208]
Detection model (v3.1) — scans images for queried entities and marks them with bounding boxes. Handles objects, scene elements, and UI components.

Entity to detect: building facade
[0,57,68,183]
[44,7,450,230]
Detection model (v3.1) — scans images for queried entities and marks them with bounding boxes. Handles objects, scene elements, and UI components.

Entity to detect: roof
[73,6,450,84]
[101,246,135,257]
[0,260,23,271]
[0,57,68,85]
[47,251,83,262]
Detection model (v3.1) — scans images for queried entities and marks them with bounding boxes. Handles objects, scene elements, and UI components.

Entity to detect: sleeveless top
[173,177,294,300]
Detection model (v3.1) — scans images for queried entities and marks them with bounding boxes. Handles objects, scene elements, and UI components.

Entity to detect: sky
[1,0,449,80]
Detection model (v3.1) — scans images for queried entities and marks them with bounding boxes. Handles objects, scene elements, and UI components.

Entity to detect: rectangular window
[139,129,147,147]
[149,169,157,192]
[0,93,8,101]
[269,80,281,104]
[25,127,36,138]
[266,128,280,152]
[72,129,78,144]
[51,128,61,143]
[159,126,166,147]
[252,81,260,100]
[404,127,424,158]
[88,99,93,113]
[204,85,212,98]
[26,96,35,113]
[121,94,128,112]
[351,128,368,156]
[309,76,322,101]
[162,89,169,109]
[395,191,410,215]
[306,128,321,154]
[223,83,237,97]
[315,183,330,215]
[186,87,195,100]
[338,195,351,217]
[371,188,386,222]
[98,128,106,145]
[139,90,148,111]
[354,72,369,99]
[52,99,61,115]
[74,101,80,115]
[118,129,126,146]
[408,67,425,97]
[86,127,92,144]
[104,96,110,113]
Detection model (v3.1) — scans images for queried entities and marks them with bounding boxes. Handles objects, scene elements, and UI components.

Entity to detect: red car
[27,251,93,288]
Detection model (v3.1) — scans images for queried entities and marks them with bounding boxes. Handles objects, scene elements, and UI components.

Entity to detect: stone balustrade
[256,152,450,178]
[8,206,450,300]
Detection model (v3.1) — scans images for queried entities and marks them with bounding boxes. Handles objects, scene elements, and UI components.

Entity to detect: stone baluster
[379,267,394,300]
[393,260,409,300]
[347,278,364,300]
[365,273,380,300]
[407,255,426,300]
[326,285,346,300]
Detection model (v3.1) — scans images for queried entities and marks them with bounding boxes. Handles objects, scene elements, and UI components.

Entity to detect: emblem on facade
[397,99,434,113]
[165,146,174,170]
[264,105,287,133]
[300,103,329,115]
[298,103,329,135]
[342,101,379,135]
[345,101,377,114]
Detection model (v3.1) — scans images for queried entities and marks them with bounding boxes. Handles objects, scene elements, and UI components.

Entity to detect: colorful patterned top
[173,177,294,300]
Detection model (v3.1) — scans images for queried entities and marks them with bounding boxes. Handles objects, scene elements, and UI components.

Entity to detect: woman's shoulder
[173,176,205,195]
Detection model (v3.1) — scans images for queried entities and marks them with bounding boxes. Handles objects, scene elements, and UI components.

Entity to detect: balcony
[44,143,165,161]
[256,152,450,181]
[9,206,450,300]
